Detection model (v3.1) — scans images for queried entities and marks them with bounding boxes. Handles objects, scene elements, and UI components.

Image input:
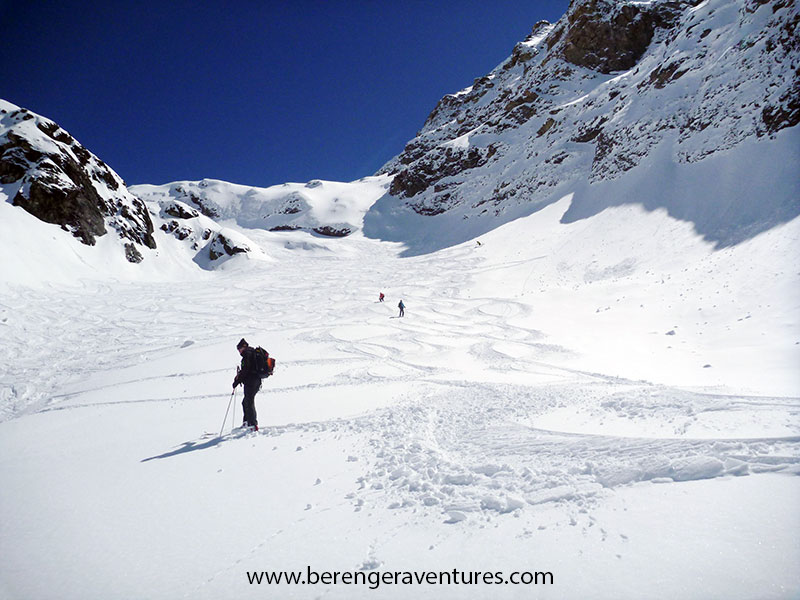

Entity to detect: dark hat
[237,338,248,349]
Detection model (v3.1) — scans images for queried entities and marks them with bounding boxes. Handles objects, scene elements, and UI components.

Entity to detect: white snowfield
[1,148,799,598]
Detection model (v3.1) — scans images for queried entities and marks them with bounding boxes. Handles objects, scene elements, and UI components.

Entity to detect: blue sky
[1,1,569,188]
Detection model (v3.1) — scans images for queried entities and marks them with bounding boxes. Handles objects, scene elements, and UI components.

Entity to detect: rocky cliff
[0,100,156,263]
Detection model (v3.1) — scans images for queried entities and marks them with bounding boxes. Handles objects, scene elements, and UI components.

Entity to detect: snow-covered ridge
[372,0,800,254]
[131,176,391,238]
[0,97,392,280]
[0,99,266,279]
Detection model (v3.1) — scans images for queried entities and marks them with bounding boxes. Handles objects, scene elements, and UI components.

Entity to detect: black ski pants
[242,378,261,427]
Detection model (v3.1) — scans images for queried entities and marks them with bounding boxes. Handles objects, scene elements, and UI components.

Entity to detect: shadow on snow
[141,429,253,462]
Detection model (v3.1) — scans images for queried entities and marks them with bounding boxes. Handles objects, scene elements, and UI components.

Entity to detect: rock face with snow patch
[369,0,799,251]
[0,100,156,262]
[151,197,260,268]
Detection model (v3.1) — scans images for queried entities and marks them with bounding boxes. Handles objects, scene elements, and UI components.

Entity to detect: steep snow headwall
[367,0,800,254]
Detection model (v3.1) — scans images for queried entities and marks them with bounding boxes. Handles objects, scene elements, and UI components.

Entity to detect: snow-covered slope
[127,176,390,271]
[131,176,391,238]
[366,0,800,254]
[1,205,798,598]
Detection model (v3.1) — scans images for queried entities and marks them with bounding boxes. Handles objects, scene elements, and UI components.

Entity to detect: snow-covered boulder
[206,229,251,262]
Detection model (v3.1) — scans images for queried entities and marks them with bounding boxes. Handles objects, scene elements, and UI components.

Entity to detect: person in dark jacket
[232,338,261,430]
[398,299,405,317]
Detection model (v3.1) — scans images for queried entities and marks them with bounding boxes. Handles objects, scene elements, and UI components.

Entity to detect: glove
[232,366,241,389]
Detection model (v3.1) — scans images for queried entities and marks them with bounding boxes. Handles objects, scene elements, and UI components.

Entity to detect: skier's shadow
[141,434,227,462]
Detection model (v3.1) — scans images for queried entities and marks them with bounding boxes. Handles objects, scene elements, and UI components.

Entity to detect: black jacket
[234,347,261,387]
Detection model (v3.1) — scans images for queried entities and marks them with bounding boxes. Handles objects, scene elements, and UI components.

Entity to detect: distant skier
[232,338,261,431]
[398,299,405,317]
[379,292,385,302]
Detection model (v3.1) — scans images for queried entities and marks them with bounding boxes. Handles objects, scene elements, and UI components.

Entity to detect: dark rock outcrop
[389,145,497,200]
[163,201,200,220]
[313,226,351,237]
[172,185,220,218]
[0,104,156,261]
[559,0,685,74]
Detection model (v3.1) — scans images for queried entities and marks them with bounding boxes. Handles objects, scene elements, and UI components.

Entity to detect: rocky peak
[0,100,155,262]
[370,0,799,252]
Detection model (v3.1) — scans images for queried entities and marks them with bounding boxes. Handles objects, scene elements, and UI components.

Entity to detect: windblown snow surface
[2,141,800,599]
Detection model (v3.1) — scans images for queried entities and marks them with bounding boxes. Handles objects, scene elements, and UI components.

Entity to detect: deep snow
[1,171,799,598]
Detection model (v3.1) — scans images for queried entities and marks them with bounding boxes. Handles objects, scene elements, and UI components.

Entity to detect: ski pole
[219,389,235,437]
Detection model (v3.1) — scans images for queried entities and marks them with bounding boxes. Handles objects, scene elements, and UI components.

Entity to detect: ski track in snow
[3,236,798,525]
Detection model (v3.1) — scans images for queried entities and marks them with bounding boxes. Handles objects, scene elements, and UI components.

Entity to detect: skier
[398,299,405,317]
[379,292,385,302]
[232,338,261,431]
